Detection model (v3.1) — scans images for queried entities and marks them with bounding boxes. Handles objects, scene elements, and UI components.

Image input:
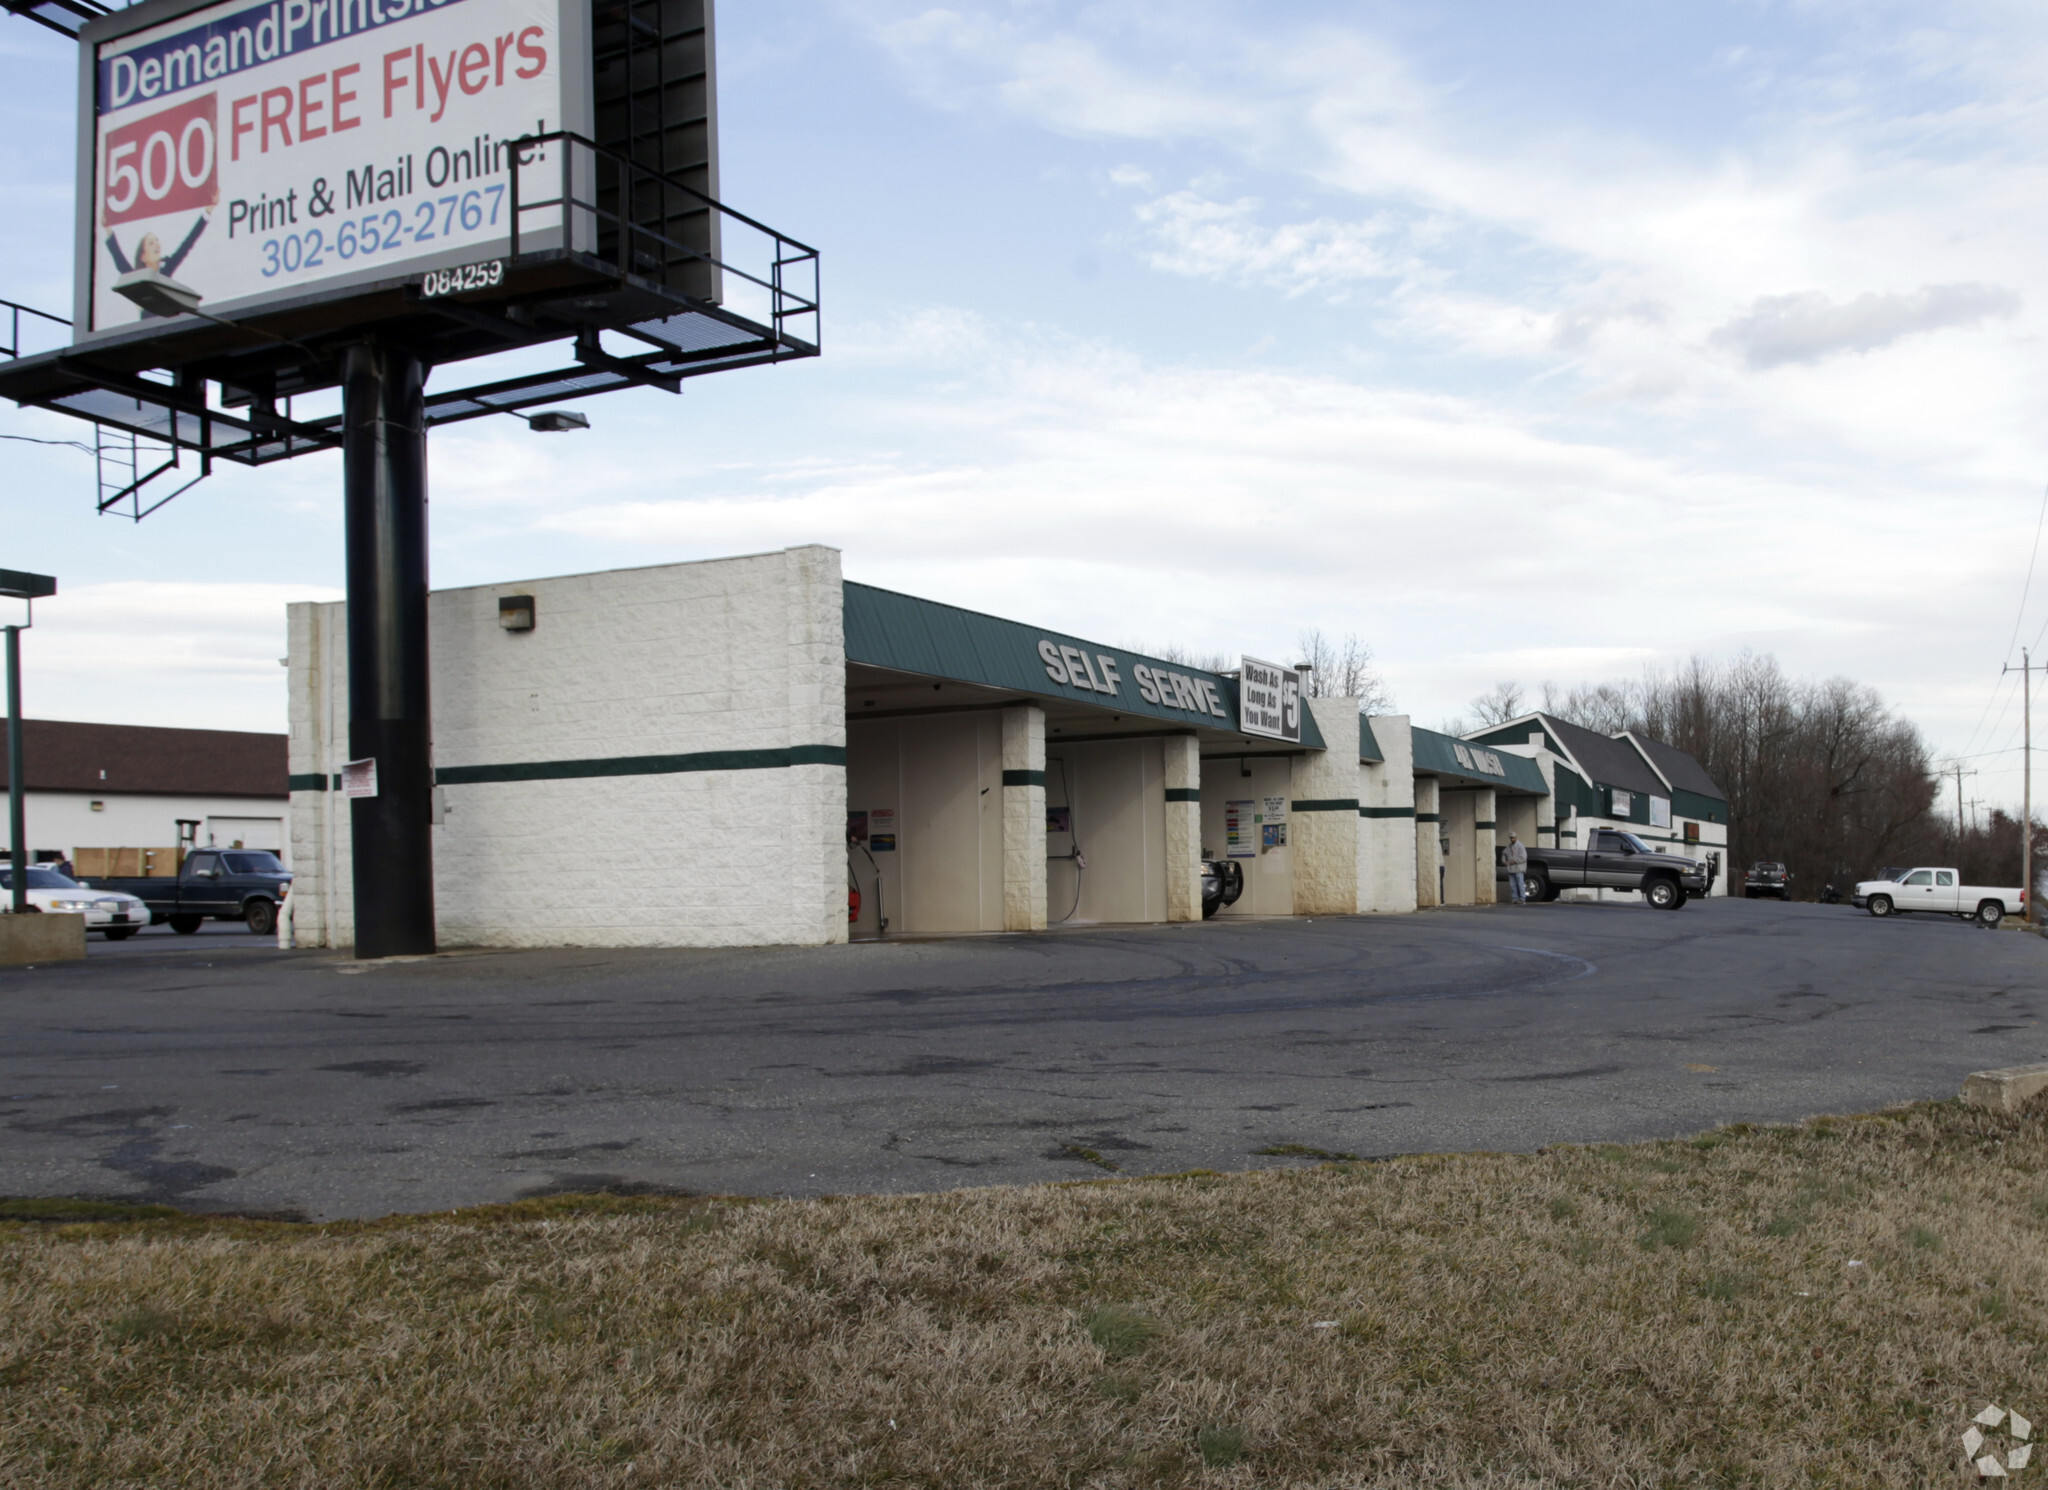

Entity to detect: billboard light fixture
[525,410,590,433]
[111,268,204,319]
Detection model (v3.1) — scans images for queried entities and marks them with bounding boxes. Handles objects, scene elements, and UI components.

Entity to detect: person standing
[1504,832,1528,904]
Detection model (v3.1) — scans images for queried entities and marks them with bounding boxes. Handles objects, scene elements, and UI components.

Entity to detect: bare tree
[1296,629,1396,713]
[1537,651,1938,895]
[1540,678,1636,735]
[1134,640,1234,673]
[1468,681,1526,727]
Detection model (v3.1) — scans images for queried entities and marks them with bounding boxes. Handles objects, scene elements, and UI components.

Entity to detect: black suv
[1743,862,1790,899]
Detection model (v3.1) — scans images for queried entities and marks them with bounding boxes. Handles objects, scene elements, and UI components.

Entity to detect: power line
[2010,484,2048,662]
[0,433,93,454]
[1960,670,2019,764]
[1952,486,2048,780]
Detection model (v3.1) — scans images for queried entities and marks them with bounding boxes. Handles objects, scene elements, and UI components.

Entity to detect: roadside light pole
[0,569,57,917]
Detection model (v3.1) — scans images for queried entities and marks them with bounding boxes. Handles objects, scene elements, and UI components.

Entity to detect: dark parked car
[1496,828,1710,909]
[1201,856,1244,918]
[1744,861,1791,899]
[80,848,292,935]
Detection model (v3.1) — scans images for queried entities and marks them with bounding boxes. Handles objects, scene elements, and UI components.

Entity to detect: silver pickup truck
[1499,827,1711,909]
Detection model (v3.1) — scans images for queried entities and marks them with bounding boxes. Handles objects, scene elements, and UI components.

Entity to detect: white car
[1853,867,2024,927]
[0,864,153,940]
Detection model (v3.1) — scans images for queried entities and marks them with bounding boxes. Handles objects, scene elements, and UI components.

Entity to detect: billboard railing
[0,144,821,507]
[0,299,222,518]
[508,130,820,355]
[0,298,71,361]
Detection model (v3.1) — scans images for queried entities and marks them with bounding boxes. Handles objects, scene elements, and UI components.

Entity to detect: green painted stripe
[1003,768,1046,787]
[1163,787,1200,802]
[288,773,329,792]
[1415,813,1441,823]
[1475,820,1497,830]
[436,744,846,787]
[1291,798,1359,813]
[1359,805,1414,818]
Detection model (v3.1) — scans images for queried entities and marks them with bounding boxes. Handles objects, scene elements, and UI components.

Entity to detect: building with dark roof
[2,719,290,869]
[1467,713,1730,897]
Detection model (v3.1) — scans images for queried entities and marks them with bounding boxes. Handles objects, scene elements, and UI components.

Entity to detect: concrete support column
[1002,704,1047,931]
[1414,775,1441,908]
[1290,697,1363,916]
[1472,787,1497,906]
[1163,735,1202,922]
[1358,715,1417,914]
[1534,750,1557,847]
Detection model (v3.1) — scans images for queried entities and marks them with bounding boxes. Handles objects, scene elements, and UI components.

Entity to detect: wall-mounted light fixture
[498,595,536,632]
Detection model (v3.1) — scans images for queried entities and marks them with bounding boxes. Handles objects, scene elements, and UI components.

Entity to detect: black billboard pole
[342,345,435,958]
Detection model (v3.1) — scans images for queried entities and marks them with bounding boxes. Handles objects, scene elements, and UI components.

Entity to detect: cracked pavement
[2,897,2043,1220]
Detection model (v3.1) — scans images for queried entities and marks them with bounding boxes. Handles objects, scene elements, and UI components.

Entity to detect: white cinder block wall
[1358,715,1416,913]
[288,546,847,950]
[1290,697,1362,915]
[288,597,353,948]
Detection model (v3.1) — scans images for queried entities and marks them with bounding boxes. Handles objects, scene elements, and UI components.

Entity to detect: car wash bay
[840,583,1328,936]
[1407,728,1551,908]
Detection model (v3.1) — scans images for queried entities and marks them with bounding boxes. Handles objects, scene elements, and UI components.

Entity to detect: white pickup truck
[1853,868,2024,926]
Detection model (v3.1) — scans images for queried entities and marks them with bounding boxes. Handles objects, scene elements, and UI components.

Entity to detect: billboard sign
[79,0,590,336]
[1238,657,1301,743]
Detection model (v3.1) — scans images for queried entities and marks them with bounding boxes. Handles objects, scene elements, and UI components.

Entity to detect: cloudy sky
[3,0,2045,816]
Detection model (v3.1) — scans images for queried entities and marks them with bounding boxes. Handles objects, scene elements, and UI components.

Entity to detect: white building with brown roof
[0,719,290,869]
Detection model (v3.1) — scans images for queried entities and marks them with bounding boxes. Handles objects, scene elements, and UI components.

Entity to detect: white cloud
[1126,188,1404,296]
[500,313,1969,735]
[1708,282,2022,367]
[18,582,340,734]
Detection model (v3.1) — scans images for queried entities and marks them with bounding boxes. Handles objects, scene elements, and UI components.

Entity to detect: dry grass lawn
[4,1100,2047,1487]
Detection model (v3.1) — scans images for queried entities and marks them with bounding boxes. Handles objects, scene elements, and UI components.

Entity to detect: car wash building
[284,545,1677,950]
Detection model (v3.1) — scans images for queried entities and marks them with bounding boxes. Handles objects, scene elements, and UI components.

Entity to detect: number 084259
[420,260,505,297]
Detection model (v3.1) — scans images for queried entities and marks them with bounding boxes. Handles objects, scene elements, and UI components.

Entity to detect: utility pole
[0,570,57,916]
[2004,649,2044,924]
[1948,761,1978,842]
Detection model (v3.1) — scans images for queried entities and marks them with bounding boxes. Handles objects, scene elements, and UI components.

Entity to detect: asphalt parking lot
[3,897,2043,1221]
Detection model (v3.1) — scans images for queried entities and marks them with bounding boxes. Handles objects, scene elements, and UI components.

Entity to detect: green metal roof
[844,581,1326,748]
[1359,716,1383,763]
[1410,726,1548,794]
